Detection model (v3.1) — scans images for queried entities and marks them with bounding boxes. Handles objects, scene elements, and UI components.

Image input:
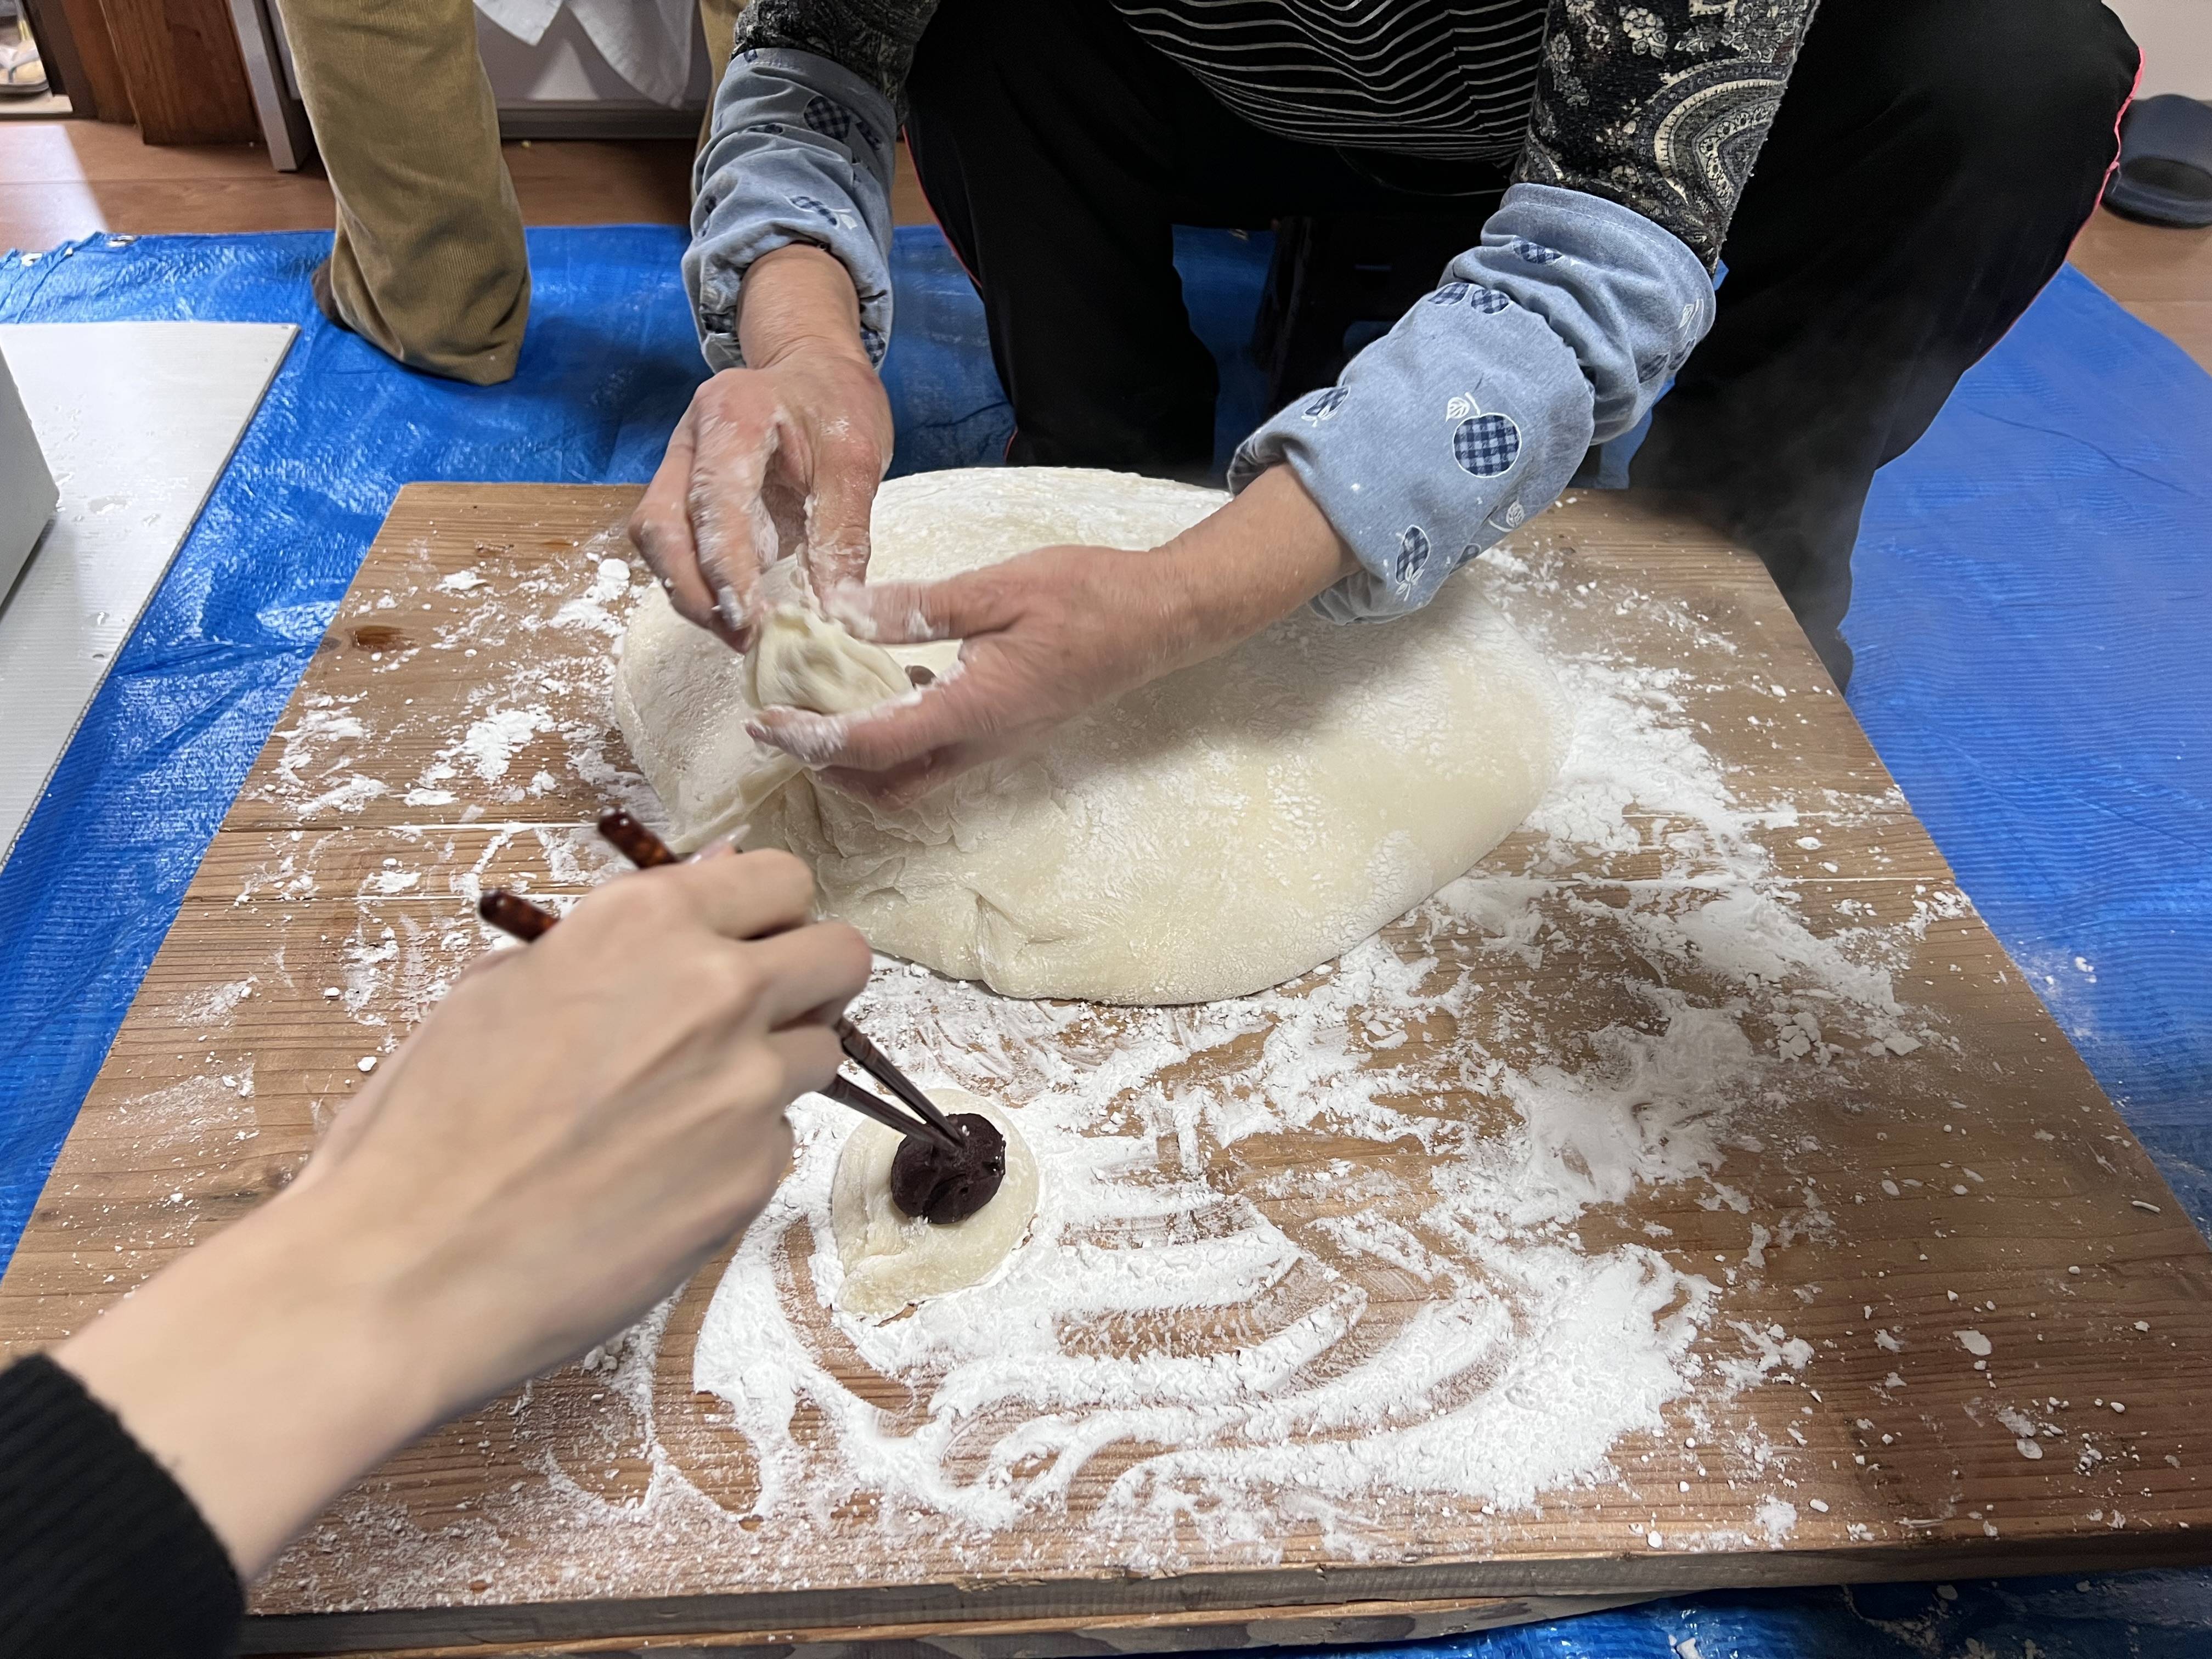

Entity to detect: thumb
[748,660,999,775]
[800,431,883,595]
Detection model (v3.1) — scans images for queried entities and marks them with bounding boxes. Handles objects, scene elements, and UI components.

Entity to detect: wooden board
[5,483,2210,1659]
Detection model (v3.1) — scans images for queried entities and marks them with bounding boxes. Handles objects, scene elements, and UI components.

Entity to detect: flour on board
[675,552,1943,1564]
[200,524,2040,1597]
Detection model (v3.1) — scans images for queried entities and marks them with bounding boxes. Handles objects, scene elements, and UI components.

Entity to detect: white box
[0,343,58,606]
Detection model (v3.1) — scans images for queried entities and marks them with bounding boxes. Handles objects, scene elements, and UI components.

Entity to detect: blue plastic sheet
[1847,266,2212,1224]
[0,227,708,1259]
[2,224,2208,1656]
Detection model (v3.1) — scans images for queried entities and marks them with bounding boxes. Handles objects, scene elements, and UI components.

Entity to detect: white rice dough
[612,467,1565,1005]
[828,1088,1039,1317]
[749,558,910,716]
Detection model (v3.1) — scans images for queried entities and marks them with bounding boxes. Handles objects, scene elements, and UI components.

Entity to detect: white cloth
[475,0,696,108]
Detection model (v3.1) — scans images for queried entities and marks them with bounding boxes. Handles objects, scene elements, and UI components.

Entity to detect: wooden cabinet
[21,0,257,143]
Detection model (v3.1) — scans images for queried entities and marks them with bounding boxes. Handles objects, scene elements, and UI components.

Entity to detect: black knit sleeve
[0,1354,244,1659]
[1516,0,1823,268]
[730,0,945,112]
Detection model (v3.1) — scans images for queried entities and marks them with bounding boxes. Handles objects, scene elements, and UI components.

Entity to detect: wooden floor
[0,119,2204,370]
[0,118,935,246]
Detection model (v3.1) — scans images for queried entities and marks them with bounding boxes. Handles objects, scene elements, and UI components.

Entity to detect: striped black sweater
[731,0,1823,268]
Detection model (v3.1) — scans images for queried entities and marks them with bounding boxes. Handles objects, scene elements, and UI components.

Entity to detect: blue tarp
[1846,267,2212,1223]
[1,223,2208,1655]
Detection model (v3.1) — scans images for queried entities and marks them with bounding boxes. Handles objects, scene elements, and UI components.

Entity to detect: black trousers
[904,0,2137,685]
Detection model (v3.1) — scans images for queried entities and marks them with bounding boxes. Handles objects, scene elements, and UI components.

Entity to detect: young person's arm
[1,849,868,1652]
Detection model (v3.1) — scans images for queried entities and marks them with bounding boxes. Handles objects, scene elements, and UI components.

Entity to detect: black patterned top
[731,0,1820,268]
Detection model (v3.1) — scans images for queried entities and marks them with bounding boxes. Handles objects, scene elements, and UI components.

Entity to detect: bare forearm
[55,1194,435,1579]
[1160,466,1359,663]
[737,245,871,371]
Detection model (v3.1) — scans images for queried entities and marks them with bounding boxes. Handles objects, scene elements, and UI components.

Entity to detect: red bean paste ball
[889,1113,1007,1225]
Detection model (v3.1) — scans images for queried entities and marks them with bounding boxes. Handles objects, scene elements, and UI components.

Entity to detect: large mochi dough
[612,467,1564,1005]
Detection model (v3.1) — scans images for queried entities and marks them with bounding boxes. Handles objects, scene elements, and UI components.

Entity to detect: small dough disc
[828,1088,1038,1317]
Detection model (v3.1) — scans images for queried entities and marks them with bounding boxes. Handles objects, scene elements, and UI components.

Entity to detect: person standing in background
[273,0,744,384]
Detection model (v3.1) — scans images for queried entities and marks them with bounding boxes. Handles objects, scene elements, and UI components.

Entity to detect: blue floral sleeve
[1231,183,1715,624]
[685,49,901,370]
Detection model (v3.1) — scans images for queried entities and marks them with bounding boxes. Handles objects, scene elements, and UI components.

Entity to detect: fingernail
[687,831,746,860]
[715,583,748,635]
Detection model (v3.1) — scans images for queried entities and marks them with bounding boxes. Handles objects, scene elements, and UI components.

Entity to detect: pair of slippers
[2105,95,2212,229]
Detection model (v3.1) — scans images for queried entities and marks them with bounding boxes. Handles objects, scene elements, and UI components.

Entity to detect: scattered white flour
[545,556,634,636]
[460,709,554,783]
[676,550,1950,1565]
[232,522,2030,1600]
[173,977,257,1023]
[300,774,389,815]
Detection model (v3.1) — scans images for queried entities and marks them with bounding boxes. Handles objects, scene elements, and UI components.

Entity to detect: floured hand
[628,245,893,650]
[748,465,1358,807]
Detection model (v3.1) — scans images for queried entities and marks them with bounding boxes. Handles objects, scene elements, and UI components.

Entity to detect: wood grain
[99,0,258,144]
[6,484,2210,1658]
[2068,208,2212,373]
[18,0,136,124]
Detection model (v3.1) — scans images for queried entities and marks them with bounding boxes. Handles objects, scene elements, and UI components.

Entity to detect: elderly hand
[57,847,870,1578]
[751,465,1358,807]
[629,245,894,650]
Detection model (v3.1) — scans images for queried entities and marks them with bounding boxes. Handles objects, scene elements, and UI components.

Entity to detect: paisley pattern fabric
[1520,0,1820,266]
[733,0,936,113]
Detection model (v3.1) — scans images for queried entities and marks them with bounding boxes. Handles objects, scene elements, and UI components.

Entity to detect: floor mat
[1,224,2207,1659]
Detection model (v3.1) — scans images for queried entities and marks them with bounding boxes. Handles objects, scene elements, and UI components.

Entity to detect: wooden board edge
[242,1531,2212,1656]
[241,1593,1651,1658]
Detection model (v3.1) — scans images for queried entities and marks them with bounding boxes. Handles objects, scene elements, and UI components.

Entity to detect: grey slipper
[2103,95,2212,230]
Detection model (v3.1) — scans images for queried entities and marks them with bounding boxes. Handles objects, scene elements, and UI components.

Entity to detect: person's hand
[751,465,1359,807]
[629,244,894,650]
[55,848,870,1578]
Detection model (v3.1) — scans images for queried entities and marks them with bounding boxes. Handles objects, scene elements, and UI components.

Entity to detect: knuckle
[815,922,873,988]
[628,513,670,567]
[727,1045,788,1110]
[707,947,765,1007]
[744,847,816,905]
[595,869,687,935]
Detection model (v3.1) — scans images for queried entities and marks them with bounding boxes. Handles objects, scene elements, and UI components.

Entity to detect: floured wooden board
[4,484,2209,1658]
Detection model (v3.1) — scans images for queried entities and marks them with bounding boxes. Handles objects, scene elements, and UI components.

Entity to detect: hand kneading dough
[829,1090,1038,1317]
[612,467,1565,1004]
